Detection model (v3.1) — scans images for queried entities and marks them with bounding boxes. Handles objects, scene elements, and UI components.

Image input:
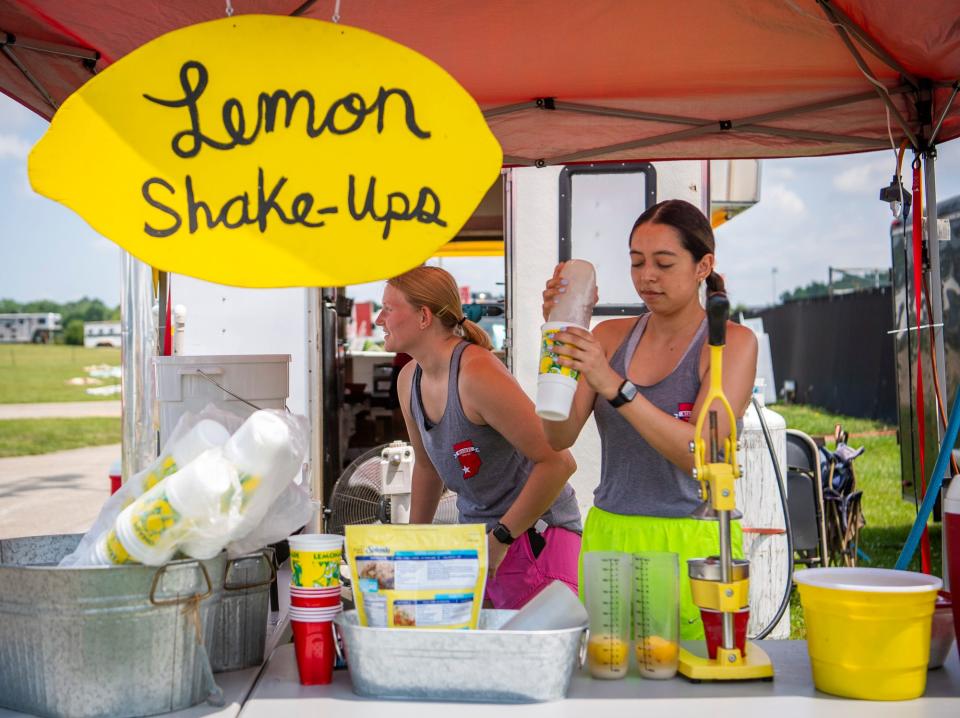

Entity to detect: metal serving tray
[333,609,586,703]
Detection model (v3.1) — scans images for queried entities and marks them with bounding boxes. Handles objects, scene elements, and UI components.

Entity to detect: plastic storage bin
[154,354,290,443]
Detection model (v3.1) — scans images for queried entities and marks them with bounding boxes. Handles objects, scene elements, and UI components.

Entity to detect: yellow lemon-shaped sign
[29,15,502,287]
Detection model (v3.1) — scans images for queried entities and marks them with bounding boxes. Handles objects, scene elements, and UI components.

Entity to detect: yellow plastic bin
[794,567,942,700]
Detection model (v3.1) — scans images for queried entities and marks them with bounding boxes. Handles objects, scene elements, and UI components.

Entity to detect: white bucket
[154,354,290,444]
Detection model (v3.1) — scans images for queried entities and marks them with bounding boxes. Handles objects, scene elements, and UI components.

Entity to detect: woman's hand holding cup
[551,326,622,400]
[542,263,599,323]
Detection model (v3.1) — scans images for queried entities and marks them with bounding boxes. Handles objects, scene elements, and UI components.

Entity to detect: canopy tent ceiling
[1,0,958,163]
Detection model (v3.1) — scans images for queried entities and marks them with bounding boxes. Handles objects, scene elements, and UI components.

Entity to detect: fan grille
[327,444,459,534]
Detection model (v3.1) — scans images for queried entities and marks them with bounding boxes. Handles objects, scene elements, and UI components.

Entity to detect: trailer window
[559,163,656,315]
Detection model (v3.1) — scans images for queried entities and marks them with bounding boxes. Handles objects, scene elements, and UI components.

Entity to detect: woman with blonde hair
[377,265,582,608]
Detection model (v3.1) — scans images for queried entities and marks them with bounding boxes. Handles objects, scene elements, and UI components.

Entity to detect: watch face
[621,381,638,401]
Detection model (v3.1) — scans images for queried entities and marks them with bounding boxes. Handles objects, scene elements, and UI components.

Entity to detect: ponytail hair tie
[456,316,467,327]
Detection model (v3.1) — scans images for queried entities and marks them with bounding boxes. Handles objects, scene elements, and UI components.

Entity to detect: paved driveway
[0,401,121,420]
[0,443,118,540]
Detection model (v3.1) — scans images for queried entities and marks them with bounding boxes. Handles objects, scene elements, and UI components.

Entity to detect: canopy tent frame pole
[548,87,913,128]
[545,116,886,166]
[924,149,950,589]
[816,0,920,89]
[120,252,158,482]
[483,101,539,118]
[0,44,57,111]
[0,31,98,62]
[486,85,904,166]
[817,0,919,149]
[306,287,325,533]
[930,82,960,146]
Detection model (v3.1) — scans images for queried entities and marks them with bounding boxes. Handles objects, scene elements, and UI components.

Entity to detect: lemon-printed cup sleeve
[539,326,581,381]
[290,549,342,587]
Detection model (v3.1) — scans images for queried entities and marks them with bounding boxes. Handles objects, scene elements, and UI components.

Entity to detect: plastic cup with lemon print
[107,449,239,565]
[584,551,632,679]
[632,552,680,679]
[535,321,586,421]
[288,535,345,588]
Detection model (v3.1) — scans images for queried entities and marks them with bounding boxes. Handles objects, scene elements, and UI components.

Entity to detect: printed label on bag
[346,524,487,629]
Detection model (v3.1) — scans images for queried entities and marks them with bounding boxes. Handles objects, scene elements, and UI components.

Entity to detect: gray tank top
[592,314,707,517]
[410,342,581,532]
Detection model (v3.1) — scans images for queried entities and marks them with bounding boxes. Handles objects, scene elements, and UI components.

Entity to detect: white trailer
[143,158,785,632]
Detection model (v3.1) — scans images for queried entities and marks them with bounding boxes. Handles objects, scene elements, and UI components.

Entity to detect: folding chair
[819,439,866,567]
[785,429,829,568]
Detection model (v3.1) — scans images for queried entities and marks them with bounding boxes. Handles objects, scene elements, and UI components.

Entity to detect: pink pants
[485,527,581,609]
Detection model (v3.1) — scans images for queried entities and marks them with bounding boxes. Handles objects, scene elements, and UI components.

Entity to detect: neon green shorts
[579,506,744,640]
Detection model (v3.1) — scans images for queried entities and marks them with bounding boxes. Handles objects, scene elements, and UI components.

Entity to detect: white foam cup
[535,322,584,421]
[536,373,579,421]
[171,420,231,467]
[501,580,587,631]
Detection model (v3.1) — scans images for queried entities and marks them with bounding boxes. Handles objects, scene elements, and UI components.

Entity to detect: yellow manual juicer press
[677,293,775,681]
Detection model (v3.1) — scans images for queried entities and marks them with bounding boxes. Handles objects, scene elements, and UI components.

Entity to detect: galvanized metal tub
[210,549,275,673]
[0,534,226,718]
[333,609,587,703]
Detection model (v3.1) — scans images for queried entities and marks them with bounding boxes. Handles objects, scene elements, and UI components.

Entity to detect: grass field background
[775,404,938,639]
[0,418,121,457]
[0,344,120,403]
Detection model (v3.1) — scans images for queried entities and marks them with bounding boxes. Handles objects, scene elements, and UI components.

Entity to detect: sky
[2,90,959,309]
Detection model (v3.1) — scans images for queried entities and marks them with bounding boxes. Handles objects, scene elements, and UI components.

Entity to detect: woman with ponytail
[539,199,757,639]
[378,265,582,609]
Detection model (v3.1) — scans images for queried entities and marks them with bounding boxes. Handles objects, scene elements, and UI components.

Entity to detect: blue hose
[895,386,960,570]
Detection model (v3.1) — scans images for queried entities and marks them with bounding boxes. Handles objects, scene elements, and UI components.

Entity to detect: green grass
[0,344,120,403]
[775,404,941,639]
[0,418,121,457]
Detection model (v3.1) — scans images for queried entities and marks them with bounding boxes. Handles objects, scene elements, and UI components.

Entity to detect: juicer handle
[707,293,729,347]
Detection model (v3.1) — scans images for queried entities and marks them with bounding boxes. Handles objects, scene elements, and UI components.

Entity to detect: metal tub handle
[223,549,277,592]
[578,629,588,668]
[149,561,213,606]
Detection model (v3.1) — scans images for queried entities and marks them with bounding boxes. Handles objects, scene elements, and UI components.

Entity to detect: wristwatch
[491,522,515,545]
[608,379,638,408]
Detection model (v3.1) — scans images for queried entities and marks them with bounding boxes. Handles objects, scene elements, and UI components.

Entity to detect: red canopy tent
[1,0,958,162]
[2,1,958,560]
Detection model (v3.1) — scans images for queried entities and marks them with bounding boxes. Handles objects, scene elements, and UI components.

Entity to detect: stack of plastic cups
[288,533,345,685]
[95,449,238,565]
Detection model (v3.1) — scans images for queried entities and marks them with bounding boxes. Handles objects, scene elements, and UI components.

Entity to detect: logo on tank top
[453,439,482,479]
[675,402,694,422]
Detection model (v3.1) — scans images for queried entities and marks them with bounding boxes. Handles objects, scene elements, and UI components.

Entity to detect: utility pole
[771,267,778,304]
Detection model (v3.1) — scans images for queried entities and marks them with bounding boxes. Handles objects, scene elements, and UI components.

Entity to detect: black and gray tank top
[592,314,708,517]
[410,342,581,532]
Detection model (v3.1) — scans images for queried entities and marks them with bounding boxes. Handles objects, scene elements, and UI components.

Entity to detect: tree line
[0,297,120,345]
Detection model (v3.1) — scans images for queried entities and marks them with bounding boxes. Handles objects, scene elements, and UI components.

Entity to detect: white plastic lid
[288,534,344,551]
[793,567,942,593]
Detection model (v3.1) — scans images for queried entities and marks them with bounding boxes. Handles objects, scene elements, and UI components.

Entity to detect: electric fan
[325,442,459,534]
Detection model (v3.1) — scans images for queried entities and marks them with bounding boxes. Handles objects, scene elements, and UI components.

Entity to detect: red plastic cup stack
[287,534,344,685]
[289,604,342,685]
